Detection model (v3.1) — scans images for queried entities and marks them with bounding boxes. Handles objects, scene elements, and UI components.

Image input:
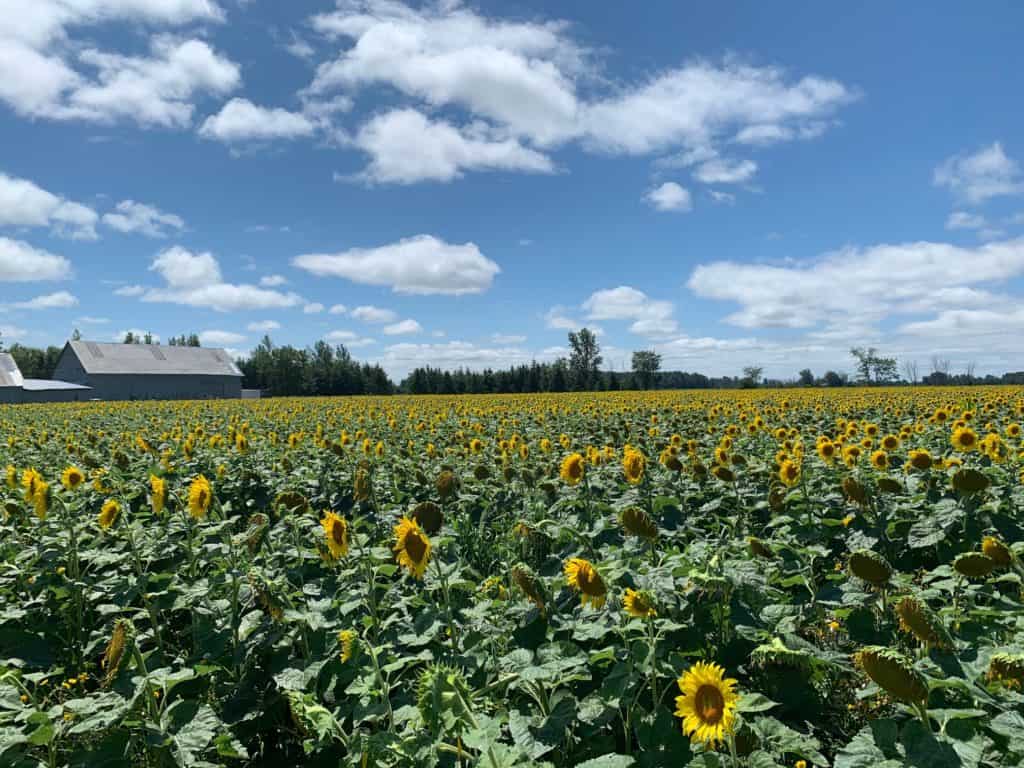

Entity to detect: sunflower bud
[417,664,476,738]
[855,646,928,704]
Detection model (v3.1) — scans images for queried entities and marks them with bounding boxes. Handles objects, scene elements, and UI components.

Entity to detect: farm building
[0,352,93,404]
[51,341,243,401]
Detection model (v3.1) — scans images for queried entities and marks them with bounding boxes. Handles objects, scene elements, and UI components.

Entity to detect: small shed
[52,341,243,401]
[0,353,93,404]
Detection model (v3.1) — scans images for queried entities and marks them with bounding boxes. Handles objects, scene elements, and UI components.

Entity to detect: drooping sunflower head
[619,506,658,541]
[353,468,372,502]
[953,551,995,580]
[187,474,212,519]
[848,549,893,586]
[149,475,166,514]
[338,629,358,663]
[623,588,657,619]
[61,466,85,491]
[394,516,431,579]
[564,557,607,609]
[411,501,444,535]
[559,453,586,485]
[854,646,928,704]
[622,447,646,485]
[435,469,459,500]
[102,618,134,686]
[982,536,1013,568]
[674,662,740,747]
[98,499,121,530]
[511,563,545,610]
[894,595,953,649]
[988,653,1024,689]
[320,511,349,560]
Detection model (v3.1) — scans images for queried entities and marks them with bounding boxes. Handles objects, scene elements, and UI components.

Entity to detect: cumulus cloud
[945,211,986,230]
[692,157,757,184]
[11,290,78,309]
[492,333,526,344]
[0,170,98,239]
[199,98,315,142]
[102,199,185,237]
[324,329,375,347]
[113,284,145,297]
[328,303,347,314]
[934,142,1022,204]
[141,245,303,311]
[259,274,288,287]
[293,235,500,295]
[198,329,246,345]
[350,305,397,323]
[644,182,691,212]
[582,286,678,336]
[688,237,1024,330]
[352,108,554,184]
[247,320,280,332]
[303,302,325,314]
[382,318,422,335]
[0,237,72,281]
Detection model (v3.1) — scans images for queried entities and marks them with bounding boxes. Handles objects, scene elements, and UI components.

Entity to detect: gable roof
[65,341,243,377]
[0,353,24,388]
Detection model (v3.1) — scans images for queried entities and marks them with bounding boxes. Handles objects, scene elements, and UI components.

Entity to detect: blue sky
[2,1,1023,380]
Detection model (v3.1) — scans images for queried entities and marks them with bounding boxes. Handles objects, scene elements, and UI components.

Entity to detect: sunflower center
[578,568,605,596]
[694,684,725,725]
[331,521,345,545]
[198,490,208,506]
[404,531,427,563]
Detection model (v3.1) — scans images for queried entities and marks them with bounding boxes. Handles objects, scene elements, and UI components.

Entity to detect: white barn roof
[67,341,243,376]
[0,353,24,388]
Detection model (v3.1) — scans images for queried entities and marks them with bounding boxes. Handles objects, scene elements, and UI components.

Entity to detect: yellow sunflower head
[622,447,646,485]
[623,588,657,618]
[982,535,1013,568]
[394,516,431,579]
[61,466,86,491]
[320,511,349,560]
[149,475,166,514]
[560,453,586,485]
[870,450,889,471]
[778,459,800,487]
[338,629,358,663]
[564,557,607,609]
[674,662,740,747]
[187,474,212,519]
[951,426,978,453]
[98,499,121,530]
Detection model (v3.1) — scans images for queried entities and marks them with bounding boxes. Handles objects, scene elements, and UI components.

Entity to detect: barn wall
[86,374,242,400]
[0,388,20,404]
[52,349,88,385]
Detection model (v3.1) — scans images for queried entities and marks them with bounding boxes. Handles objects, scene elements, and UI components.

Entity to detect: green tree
[631,350,662,389]
[568,328,602,390]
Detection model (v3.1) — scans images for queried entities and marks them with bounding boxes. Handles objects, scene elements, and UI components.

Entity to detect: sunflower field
[1,387,1023,768]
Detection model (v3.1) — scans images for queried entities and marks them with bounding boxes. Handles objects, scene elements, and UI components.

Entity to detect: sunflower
[982,536,1013,568]
[22,468,42,502]
[394,516,431,579]
[511,563,546,610]
[881,434,901,451]
[816,440,837,464]
[895,595,953,649]
[559,453,586,485]
[620,506,658,540]
[320,511,349,560]
[98,499,121,530]
[674,662,740,747]
[951,426,978,453]
[150,475,166,514]
[61,466,86,491]
[187,474,212,519]
[778,459,800,487]
[33,481,50,520]
[870,450,889,471]
[4,465,15,489]
[564,557,607,609]
[623,588,657,618]
[907,449,932,471]
[622,447,646,485]
[338,629,358,662]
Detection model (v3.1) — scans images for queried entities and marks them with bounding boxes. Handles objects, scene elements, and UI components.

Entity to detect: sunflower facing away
[564,557,607,609]
[560,453,586,485]
[187,475,213,519]
[320,511,349,560]
[674,662,740,747]
[150,475,166,515]
[394,516,431,579]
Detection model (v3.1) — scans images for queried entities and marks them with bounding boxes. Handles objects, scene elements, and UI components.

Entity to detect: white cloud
[102,199,185,237]
[141,245,303,311]
[247,320,280,332]
[693,157,757,184]
[544,306,590,332]
[303,302,325,314]
[934,142,1022,204]
[350,305,397,324]
[0,237,72,281]
[353,108,554,184]
[198,329,246,345]
[709,189,736,205]
[293,234,500,295]
[644,182,691,212]
[255,275,285,287]
[688,237,1024,330]
[0,171,98,239]
[324,329,375,347]
[199,98,315,142]
[492,333,526,344]
[582,286,678,336]
[328,303,347,315]
[383,318,422,335]
[945,211,986,230]
[0,323,27,340]
[11,290,77,310]
[113,284,145,296]
[74,315,109,324]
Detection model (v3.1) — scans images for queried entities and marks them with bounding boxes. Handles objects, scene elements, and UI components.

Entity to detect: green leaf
[574,755,635,768]
[737,693,778,713]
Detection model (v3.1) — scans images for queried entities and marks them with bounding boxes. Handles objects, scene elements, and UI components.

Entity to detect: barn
[0,352,93,404]
[52,341,243,401]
